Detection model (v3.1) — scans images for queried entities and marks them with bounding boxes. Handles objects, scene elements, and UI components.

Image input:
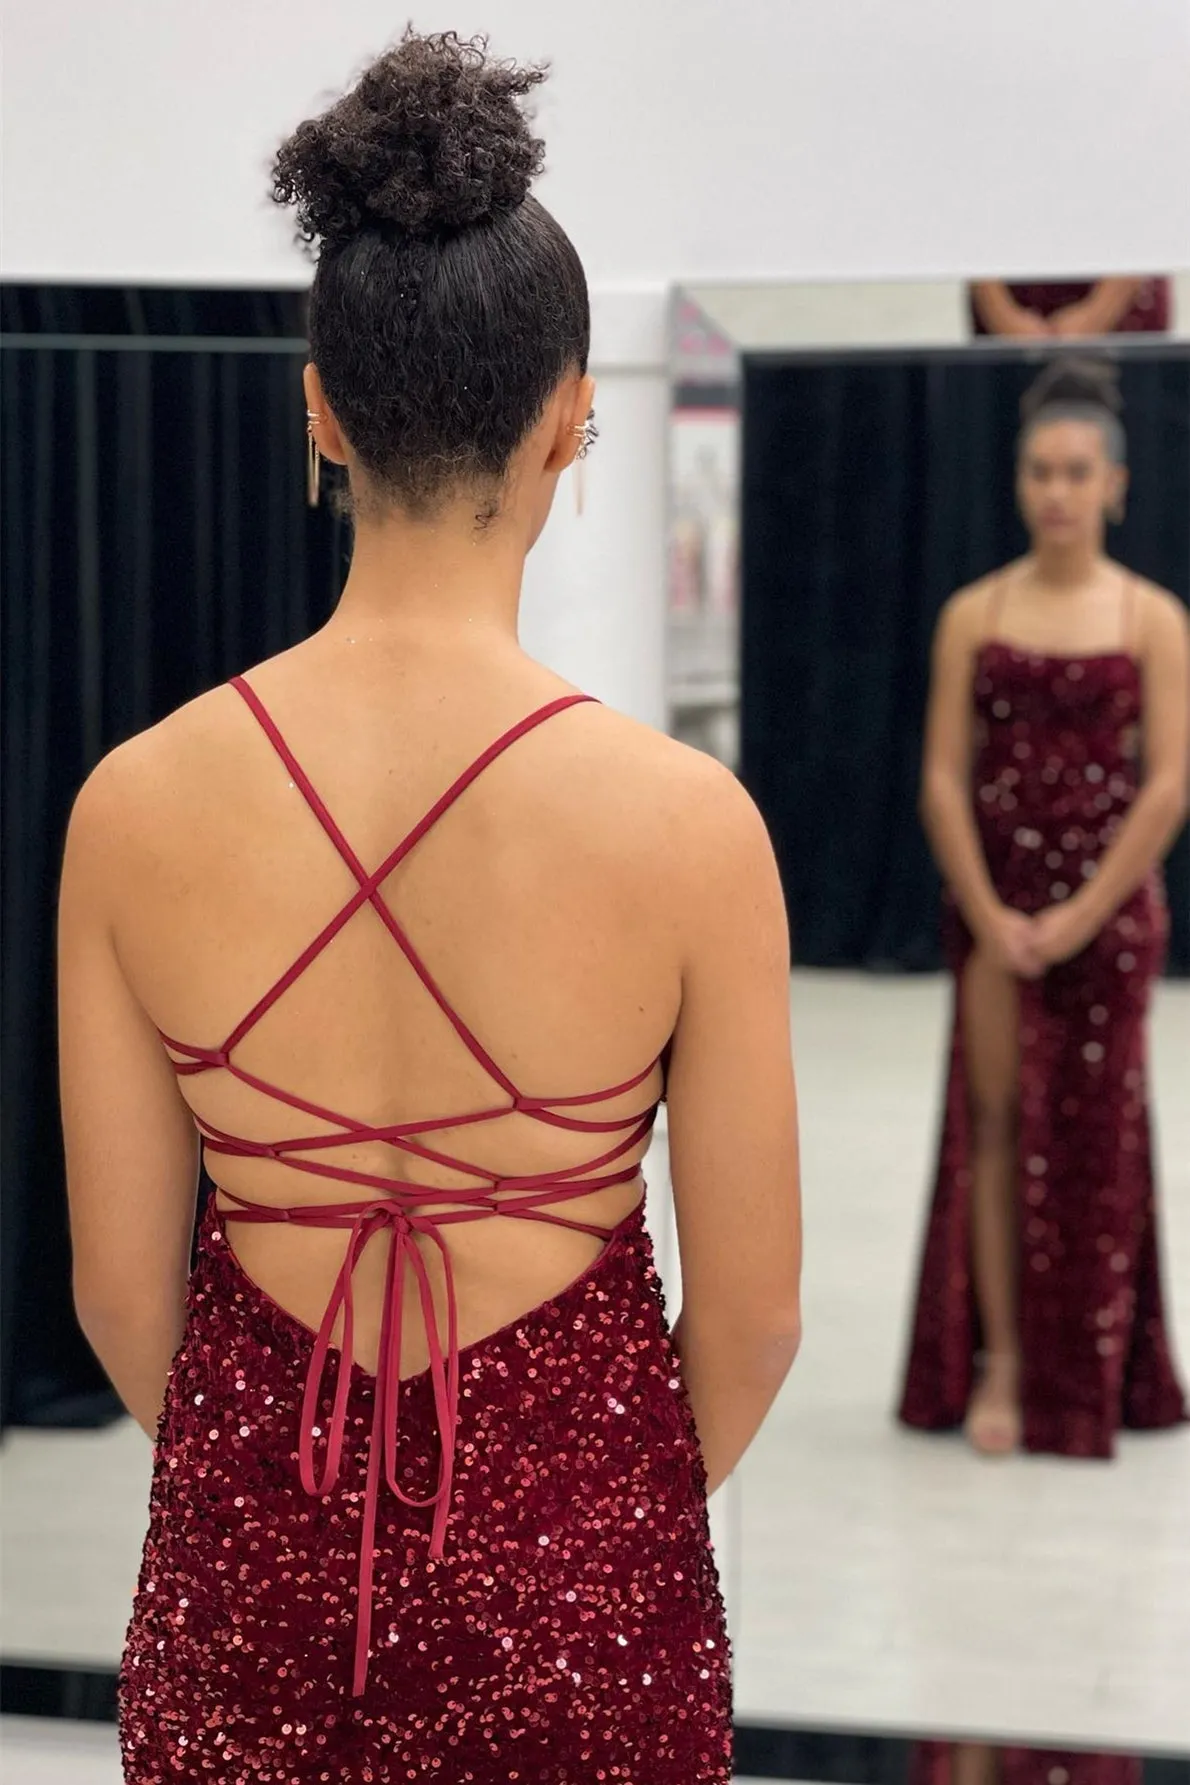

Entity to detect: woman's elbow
[73,1277,127,1354]
[919,768,958,825]
[918,782,944,836]
[73,1268,156,1343]
[1148,770,1189,836]
[775,1309,803,1367]
[742,1304,802,1384]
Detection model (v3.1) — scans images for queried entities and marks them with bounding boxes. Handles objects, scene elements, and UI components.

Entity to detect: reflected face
[1017,419,1125,545]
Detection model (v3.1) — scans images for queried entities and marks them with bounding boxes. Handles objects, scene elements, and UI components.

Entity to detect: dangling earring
[571,415,596,518]
[306,410,324,509]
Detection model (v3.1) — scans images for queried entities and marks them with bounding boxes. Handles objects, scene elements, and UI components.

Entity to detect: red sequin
[119,1198,732,1779]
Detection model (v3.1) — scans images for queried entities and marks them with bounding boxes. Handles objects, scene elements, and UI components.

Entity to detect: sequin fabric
[899,643,1187,1455]
[119,1196,732,1780]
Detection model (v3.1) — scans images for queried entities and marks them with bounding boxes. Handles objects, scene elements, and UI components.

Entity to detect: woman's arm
[1033,592,1189,964]
[969,282,1050,338]
[920,593,1043,977]
[664,762,801,1496]
[1049,278,1146,338]
[58,752,200,1438]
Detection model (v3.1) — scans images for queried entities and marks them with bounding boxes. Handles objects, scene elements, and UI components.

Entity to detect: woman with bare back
[57,33,801,1782]
[898,357,1187,1459]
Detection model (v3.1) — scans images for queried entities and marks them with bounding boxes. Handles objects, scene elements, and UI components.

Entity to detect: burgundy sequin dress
[119,678,732,1782]
[898,600,1187,1456]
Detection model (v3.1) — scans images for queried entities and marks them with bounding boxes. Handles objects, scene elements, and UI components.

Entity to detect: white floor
[3,974,1188,1759]
[1,1722,124,1785]
[729,973,1190,1750]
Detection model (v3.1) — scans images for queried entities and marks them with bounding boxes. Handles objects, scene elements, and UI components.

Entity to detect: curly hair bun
[274,30,546,244]
[1021,355,1123,423]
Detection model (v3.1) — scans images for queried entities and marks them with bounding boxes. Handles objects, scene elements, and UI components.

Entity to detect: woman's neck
[1027,540,1105,591]
[322,501,529,649]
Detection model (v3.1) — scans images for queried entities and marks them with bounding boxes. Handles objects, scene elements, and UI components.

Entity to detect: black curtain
[1,286,351,1431]
[739,347,1190,973]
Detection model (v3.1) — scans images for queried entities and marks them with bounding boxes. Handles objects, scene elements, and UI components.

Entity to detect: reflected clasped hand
[979,906,1045,978]
[1048,302,1101,338]
[999,310,1051,339]
[1029,896,1099,966]
[979,898,1097,977]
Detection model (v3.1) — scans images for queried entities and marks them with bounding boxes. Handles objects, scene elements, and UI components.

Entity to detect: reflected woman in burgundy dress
[970,278,1171,338]
[56,34,802,1782]
[898,358,1188,1457]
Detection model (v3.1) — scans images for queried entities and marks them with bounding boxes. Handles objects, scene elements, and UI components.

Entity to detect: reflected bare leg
[960,949,1023,1456]
[951,1743,1000,1785]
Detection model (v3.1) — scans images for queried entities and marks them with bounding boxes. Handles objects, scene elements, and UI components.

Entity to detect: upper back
[100,637,707,1203]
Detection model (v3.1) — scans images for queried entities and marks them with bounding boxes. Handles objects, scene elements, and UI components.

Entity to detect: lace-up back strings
[155,675,663,1692]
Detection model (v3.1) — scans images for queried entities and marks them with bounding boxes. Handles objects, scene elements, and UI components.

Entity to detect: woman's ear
[302,363,350,467]
[545,373,598,473]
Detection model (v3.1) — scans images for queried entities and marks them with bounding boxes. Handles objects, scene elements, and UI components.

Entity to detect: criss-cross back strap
[222,675,598,1089]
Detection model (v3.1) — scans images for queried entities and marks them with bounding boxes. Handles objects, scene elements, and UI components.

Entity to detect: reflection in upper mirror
[668,277,1190,1754]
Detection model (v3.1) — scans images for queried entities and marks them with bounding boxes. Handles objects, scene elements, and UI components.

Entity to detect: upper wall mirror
[667,274,1187,777]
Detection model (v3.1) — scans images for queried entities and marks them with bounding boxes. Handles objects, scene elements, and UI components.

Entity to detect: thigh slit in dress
[119,677,732,1783]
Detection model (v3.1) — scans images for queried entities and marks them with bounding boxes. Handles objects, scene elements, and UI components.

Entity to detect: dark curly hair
[272,30,590,516]
[1019,356,1126,465]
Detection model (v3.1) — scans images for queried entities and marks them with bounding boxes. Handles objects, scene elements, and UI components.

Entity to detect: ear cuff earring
[571,412,597,517]
[306,409,325,508]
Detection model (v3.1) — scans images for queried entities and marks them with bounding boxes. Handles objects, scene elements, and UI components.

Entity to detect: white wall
[521,323,670,726]
[4,0,1189,287]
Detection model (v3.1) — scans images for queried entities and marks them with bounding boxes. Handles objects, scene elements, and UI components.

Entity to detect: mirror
[668,277,1190,1762]
[0,277,1185,1781]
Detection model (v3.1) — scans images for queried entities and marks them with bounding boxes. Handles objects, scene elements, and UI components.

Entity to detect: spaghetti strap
[229,674,596,871]
[983,569,1011,644]
[1120,572,1137,654]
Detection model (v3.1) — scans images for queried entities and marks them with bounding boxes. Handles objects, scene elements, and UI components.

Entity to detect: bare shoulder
[571,705,777,895]
[1129,575,1190,654]
[936,563,1018,648]
[581,702,764,819]
[64,683,237,878]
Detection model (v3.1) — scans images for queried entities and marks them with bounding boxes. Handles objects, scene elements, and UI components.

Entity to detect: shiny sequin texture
[899,641,1187,1455]
[119,1196,732,1780]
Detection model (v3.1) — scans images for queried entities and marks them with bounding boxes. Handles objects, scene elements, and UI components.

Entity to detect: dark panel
[1,287,350,1432]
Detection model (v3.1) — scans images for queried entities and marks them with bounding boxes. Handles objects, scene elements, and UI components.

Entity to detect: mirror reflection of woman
[898,358,1189,1457]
